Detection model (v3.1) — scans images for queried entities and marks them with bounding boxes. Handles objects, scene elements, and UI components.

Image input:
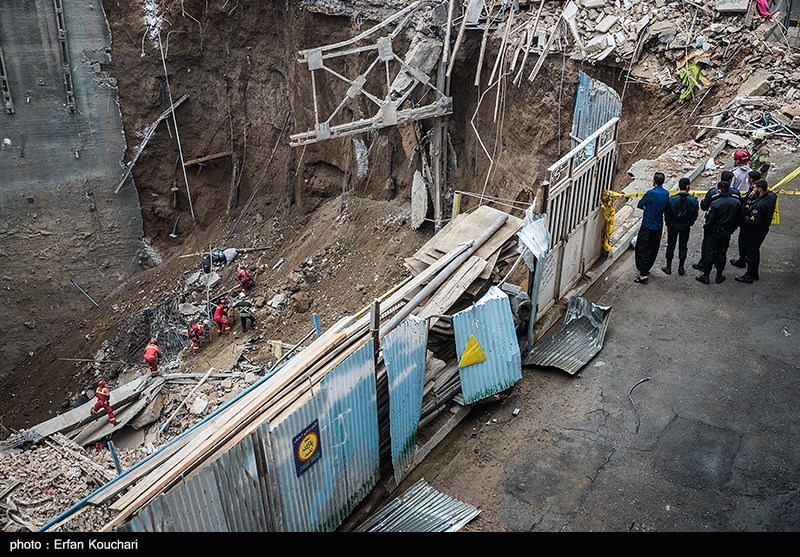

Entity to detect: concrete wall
[0,0,143,377]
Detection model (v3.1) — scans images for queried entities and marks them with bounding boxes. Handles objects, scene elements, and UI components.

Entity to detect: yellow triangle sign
[459,335,487,368]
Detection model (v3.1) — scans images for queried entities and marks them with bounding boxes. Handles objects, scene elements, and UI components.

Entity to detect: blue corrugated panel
[382,315,428,484]
[268,340,379,532]
[210,434,270,531]
[571,70,621,147]
[453,286,522,404]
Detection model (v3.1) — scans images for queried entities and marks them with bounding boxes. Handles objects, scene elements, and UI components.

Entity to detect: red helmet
[733,149,750,165]
[98,380,107,387]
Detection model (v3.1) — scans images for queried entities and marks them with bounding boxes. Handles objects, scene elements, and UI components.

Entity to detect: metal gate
[536,117,618,317]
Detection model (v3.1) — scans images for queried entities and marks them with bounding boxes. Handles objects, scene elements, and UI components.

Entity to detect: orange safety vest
[95,386,111,403]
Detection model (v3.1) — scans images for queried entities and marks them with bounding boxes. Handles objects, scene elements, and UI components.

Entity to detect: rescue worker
[213,299,232,336]
[695,180,742,285]
[234,294,256,332]
[750,129,771,179]
[187,319,209,354]
[237,263,255,294]
[90,380,118,425]
[143,338,161,377]
[695,171,740,270]
[730,149,752,193]
[735,179,777,284]
[660,177,698,276]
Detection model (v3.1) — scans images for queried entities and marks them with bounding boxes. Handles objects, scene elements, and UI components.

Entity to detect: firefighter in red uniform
[213,299,232,336]
[237,264,255,294]
[187,320,209,354]
[143,338,161,377]
[91,380,118,425]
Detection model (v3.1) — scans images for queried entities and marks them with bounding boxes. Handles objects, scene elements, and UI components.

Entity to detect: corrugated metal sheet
[523,295,612,374]
[517,210,551,330]
[382,315,428,484]
[353,478,480,532]
[452,286,522,404]
[120,421,276,532]
[571,70,622,147]
[269,340,379,532]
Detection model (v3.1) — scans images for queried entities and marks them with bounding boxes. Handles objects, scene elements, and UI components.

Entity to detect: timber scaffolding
[31,204,530,532]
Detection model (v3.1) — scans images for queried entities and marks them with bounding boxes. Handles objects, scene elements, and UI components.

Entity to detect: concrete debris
[268,293,286,308]
[189,396,209,416]
[471,0,798,113]
[0,353,256,532]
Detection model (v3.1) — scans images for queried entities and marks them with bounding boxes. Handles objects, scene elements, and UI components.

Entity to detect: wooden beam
[183,151,232,167]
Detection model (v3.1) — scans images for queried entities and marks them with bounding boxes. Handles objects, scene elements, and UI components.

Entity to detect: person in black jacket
[661,178,699,276]
[735,179,777,284]
[695,180,742,285]
[730,169,762,269]
[695,171,741,270]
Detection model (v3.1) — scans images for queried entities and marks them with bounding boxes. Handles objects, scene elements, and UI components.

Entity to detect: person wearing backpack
[661,177,699,276]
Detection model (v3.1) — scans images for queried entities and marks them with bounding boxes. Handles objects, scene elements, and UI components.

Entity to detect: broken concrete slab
[189,396,209,416]
[716,0,749,12]
[718,132,750,149]
[596,15,618,34]
[129,394,164,430]
[780,103,800,118]
[179,303,201,316]
[737,69,773,98]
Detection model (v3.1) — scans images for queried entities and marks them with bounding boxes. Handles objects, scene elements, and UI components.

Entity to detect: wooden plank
[183,151,232,167]
[44,434,116,482]
[413,205,523,267]
[416,256,486,326]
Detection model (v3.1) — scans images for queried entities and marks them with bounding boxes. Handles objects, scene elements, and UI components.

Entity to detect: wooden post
[370,299,380,371]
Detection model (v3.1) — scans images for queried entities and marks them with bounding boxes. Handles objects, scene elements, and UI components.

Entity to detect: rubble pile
[0,368,259,532]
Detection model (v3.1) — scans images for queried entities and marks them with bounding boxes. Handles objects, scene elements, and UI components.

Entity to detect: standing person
[730,170,762,269]
[661,177,699,276]
[730,149,752,193]
[735,179,777,284]
[633,172,670,284]
[213,299,232,336]
[90,380,118,426]
[187,319,209,354]
[695,181,741,285]
[234,295,256,332]
[695,170,740,269]
[750,129,771,180]
[143,338,161,377]
[237,264,255,294]
[700,171,739,211]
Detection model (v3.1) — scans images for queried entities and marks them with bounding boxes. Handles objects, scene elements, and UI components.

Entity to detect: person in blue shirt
[634,172,670,284]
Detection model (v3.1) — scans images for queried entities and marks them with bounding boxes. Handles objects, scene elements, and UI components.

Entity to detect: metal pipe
[107,441,122,474]
[380,214,509,336]
[70,279,99,307]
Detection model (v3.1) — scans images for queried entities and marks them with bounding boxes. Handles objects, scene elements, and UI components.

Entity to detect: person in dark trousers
[633,172,670,284]
[695,170,740,269]
[234,295,256,332]
[730,170,762,269]
[695,180,742,285]
[735,179,777,284]
[661,177,699,276]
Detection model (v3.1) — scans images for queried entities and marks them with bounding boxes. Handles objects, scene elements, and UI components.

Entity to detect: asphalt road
[374,149,800,533]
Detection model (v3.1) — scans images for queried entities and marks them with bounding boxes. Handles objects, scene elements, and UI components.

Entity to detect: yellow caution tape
[772,165,800,191]
[772,197,780,226]
[459,335,487,368]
